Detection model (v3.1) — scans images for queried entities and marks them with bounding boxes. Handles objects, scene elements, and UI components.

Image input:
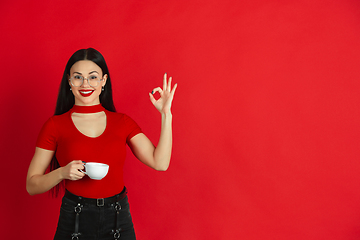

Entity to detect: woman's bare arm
[26,147,85,195]
[128,73,176,171]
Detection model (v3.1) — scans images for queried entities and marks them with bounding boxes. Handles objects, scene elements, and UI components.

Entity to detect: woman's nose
[81,78,91,87]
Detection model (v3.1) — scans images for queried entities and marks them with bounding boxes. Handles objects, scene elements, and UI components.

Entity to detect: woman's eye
[89,75,98,80]
[74,75,82,80]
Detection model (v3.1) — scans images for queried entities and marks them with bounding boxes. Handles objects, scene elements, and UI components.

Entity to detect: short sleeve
[124,115,142,144]
[36,117,58,151]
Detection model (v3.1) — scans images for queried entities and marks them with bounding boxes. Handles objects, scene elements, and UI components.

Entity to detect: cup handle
[79,162,87,175]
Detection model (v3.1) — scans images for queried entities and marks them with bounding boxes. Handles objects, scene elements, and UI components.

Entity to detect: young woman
[26,48,177,240]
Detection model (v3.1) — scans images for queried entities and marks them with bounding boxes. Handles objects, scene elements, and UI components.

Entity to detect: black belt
[65,187,127,207]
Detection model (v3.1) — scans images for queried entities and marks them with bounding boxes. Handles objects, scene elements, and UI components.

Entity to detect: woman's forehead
[70,60,102,74]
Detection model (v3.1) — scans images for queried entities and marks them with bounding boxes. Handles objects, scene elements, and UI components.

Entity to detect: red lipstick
[79,90,94,97]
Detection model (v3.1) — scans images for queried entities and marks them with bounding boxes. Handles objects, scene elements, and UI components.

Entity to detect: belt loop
[97,198,104,207]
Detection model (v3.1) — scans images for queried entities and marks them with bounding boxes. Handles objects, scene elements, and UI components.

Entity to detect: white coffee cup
[80,162,109,180]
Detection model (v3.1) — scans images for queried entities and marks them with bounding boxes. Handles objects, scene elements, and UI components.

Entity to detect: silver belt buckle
[97,198,104,206]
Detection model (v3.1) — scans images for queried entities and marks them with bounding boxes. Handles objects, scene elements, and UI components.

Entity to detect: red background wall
[1,0,360,239]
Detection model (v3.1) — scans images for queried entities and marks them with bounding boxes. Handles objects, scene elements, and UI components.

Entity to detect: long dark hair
[50,48,116,197]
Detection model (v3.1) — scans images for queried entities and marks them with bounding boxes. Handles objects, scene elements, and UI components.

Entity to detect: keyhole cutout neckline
[70,104,107,138]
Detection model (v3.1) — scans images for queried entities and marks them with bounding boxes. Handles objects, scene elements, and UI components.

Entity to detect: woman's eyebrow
[72,71,99,75]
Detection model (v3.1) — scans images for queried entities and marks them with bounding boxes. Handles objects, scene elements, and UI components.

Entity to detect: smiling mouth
[79,90,94,97]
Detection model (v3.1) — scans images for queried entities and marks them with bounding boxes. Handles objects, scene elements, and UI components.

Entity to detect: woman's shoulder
[50,111,69,122]
[40,111,70,129]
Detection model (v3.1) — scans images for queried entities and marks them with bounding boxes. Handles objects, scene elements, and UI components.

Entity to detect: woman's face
[68,60,107,106]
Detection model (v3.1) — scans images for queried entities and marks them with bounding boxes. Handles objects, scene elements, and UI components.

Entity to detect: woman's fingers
[149,92,157,105]
[154,74,174,93]
[168,76,173,92]
[171,83,177,95]
[151,87,163,96]
[150,73,176,100]
[149,88,162,106]
[149,73,177,113]
[72,160,85,172]
[76,161,85,177]
[67,160,85,180]
[163,73,167,91]
[72,172,85,180]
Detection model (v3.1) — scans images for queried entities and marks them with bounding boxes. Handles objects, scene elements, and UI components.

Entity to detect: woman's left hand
[149,73,177,114]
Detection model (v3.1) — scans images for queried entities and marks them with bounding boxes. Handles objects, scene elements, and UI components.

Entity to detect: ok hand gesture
[149,73,177,114]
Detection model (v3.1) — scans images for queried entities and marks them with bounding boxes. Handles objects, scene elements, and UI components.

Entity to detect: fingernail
[151,91,154,94]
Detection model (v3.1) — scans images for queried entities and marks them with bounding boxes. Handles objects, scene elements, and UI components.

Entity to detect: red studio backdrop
[1,0,360,239]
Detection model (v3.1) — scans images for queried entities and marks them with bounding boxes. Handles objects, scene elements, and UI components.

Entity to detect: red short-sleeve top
[36,104,142,198]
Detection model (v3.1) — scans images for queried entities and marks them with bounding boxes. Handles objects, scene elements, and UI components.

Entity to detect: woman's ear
[102,74,108,87]
[67,74,72,87]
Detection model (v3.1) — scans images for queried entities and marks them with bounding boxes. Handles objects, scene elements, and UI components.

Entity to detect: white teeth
[80,91,92,94]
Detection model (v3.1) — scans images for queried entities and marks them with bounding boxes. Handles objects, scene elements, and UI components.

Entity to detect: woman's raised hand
[149,73,177,114]
[61,160,85,181]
